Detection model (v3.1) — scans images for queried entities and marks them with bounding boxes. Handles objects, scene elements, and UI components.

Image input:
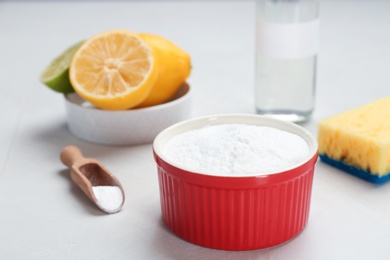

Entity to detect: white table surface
[1,0,390,259]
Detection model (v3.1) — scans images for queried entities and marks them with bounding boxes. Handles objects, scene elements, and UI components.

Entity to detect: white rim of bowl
[153,113,318,177]
[64,83,191,113]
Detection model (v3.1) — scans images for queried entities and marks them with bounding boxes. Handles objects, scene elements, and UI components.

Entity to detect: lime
[40,41,83,94]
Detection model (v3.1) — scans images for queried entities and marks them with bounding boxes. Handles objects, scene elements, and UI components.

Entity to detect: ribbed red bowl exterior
[154,151,318,251]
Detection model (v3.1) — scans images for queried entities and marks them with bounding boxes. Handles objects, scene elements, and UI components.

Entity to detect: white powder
[92,186,123,214]
[163,124,309,176]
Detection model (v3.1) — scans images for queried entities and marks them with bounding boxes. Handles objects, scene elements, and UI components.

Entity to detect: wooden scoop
[60,145,125,214]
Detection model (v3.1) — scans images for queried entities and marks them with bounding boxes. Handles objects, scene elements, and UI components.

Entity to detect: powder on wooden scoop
[92,186,123,213]
[163,124,309,176]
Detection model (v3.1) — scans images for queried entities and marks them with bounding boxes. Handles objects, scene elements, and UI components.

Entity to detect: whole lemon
[137,33,191,108]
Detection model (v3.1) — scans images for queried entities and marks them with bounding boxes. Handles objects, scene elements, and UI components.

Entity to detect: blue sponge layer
[319,154,390,184]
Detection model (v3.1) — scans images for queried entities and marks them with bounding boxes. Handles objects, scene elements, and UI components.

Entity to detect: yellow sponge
[318,97,390,184]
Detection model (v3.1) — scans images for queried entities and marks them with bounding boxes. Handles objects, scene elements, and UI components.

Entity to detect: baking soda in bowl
[154,115,318,250]
[163,124,309,176]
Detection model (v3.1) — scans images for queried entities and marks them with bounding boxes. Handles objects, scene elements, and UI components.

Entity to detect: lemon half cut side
[69,30,158,110]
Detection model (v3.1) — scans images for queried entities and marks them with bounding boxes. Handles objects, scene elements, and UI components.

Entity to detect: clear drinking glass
[255,0,319,123]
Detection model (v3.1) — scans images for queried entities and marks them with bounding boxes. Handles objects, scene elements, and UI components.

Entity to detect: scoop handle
[60,145,85,168]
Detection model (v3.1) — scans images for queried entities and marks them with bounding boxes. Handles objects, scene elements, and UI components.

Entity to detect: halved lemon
[69,30,158,110]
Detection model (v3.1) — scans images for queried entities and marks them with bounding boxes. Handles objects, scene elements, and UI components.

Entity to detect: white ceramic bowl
[64,83,191,145]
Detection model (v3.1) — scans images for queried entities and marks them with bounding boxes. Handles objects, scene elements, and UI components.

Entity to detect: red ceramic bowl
[153,114,318,251]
